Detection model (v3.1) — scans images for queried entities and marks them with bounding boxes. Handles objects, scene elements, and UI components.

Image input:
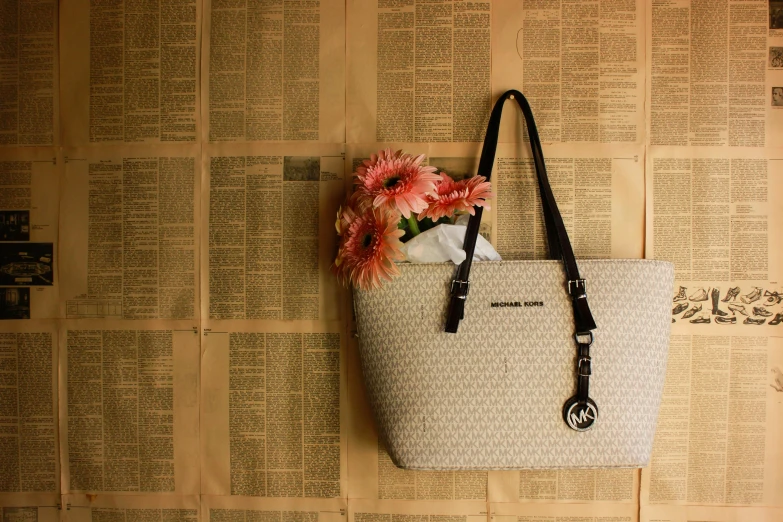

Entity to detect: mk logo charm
[564,400,598,431]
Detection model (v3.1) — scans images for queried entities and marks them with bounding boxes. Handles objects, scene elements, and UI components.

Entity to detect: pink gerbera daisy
[355,149,441,218]
[417,173,493,221]
[332,206,405,290]
[335,191,371,236]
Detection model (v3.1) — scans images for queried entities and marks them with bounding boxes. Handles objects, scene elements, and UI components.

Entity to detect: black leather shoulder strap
[445,90,597,335]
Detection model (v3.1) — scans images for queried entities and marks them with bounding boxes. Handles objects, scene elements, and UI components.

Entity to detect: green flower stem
[407,215,421,236]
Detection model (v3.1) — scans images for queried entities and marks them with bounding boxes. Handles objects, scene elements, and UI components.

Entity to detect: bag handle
[445,89,596,335]
[445,90,599,431]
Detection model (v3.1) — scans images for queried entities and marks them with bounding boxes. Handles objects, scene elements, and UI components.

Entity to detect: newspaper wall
[491,0,646,145]
[348,498,487,522]
[63,494,200,522]
[201,0,345,144]
[641,504,783,522]
[0,1,782,522]
[201,320,346,498]
[0,148,58,319]
[346,1,492,143]
[491,498,639,522]
[0,504,59,522]
[201,143,345,322]
[60,146,201,321]
[59,0,201,145]
[489,142,646,261]
[202,496,347,522]
[58,320,200,495]
[0,321,58,497]
[638,5,783,520]
[0,0,58,147]
[646,0,783,147]
[642,147,783,509]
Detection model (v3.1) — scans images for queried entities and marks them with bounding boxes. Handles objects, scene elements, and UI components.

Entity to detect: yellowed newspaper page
[348,498,488,522]
[63,493,200,522]
[641,504,783,522]
[0,498,61,522]
[202,496,347,522]
[346,0,492,144]
[641,332,783,506]
[645,146,782,311]
[488,469,639,505]
[492,0,646,145]
[0,321,59,496]
[59,0,201,145]
[646,0,783,147]
[491,498,639,522]
[201,319,346,498]
[201,143,345,322]
[60,145,200,321]
[58,319,200,495]
[201,142,348,499]
[0,0,58,147]
[202,0,345,143]
[642,146,783,508]
[491,142,645,261]
[646,147,783,286]
[0,148,59,319]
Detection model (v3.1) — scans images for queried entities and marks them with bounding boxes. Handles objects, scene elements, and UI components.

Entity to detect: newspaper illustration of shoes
[743,317,765,325]
[763,291,782,306]
[721,286,740,302]
[673,303,689,315]
[690,314,711,324]
[682,304,702,319]
[770,313,783,326]
[715,316,736,325]
[689,288,708,302]
[753,307,772,317]
[711,288,728,316]
[673,286,687,302]
[728,303,748,316]
[740,287,762,304]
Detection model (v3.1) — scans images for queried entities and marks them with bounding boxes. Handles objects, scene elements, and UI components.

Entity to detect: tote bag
[354,90,674,470]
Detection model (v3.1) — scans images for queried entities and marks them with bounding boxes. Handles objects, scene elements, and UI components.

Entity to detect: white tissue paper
[401,215,502,264]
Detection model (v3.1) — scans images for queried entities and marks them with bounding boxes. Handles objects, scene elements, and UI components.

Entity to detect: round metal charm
[563,397,598,431]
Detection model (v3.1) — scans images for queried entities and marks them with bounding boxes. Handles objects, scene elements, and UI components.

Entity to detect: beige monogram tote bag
[354,90,674,470]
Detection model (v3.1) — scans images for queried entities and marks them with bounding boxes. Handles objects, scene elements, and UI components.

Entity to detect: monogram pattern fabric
[354,259,675,470]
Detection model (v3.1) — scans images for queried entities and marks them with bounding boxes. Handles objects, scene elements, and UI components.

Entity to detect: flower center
[361,233,373,249]
[382,176,401,189]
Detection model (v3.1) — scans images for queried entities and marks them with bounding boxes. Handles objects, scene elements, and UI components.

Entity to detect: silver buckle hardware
[450,279,470,299]
[577,356,592,376]
[568,279,587,298]
[574,331,594,346]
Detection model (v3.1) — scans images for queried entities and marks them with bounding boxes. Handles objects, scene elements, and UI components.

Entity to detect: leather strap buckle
[568,279,587,298]
[450,279,470,299]
[577,356,592,376]
[574,331,593,346]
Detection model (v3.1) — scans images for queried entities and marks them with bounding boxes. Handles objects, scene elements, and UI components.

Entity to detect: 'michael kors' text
[490,301,544,308]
